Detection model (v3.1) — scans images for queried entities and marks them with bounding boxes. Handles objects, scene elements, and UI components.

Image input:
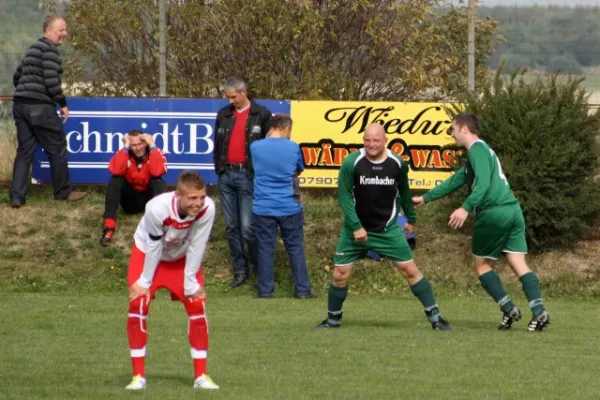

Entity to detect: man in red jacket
[101,129,167,246]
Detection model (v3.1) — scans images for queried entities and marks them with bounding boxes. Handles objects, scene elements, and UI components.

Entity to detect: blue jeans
[217,169,258,276]
[253,210,312,297]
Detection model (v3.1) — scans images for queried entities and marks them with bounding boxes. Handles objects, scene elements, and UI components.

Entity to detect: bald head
[364,123,386,140]
[363,123,387,160]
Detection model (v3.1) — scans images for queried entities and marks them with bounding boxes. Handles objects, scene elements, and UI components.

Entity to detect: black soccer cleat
[498,305,522,330]
[314,319,341,329]
[528,311,550,332]
[425,305,450,331]
[431,317,451,331]
[100,227,115,246]
[314,312,342,329]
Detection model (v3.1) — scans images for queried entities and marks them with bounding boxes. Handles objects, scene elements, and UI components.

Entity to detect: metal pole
[467,0,476,92]
[158,0,167,96]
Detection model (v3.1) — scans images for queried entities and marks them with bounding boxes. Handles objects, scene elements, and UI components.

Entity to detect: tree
[55,0,500,100]
[481,6,600,72]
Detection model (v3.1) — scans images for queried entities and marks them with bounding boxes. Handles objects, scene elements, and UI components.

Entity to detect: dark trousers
[253,210,312,297]
[10,102,72,203]
[217,169,258,277]
[103,176,167,220]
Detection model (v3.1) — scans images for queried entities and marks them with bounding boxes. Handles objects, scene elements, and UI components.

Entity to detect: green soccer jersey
[423,140,518,212]
[338,149,416,233]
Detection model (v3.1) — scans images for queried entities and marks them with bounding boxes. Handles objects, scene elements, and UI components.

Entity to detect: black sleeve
[213,110,222,165]
[260,107,272,139]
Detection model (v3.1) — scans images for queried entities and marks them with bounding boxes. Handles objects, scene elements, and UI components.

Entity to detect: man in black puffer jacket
[10,15,86,208]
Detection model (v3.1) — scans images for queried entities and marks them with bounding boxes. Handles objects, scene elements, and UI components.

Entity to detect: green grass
[1,186,600,298]
[0,173,599,399]
[0,292,598,399]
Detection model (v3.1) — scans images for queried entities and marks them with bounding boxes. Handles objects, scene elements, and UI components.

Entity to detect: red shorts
[127,243,204,301]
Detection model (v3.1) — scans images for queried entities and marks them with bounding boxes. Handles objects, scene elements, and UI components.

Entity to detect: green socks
[479,270,545,317]
[479,270,514,312]
[327,284,348,322]
[520,272,545,317]
[410,277,440,323]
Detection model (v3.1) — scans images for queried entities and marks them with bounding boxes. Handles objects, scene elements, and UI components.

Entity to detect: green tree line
[57,0,498,100]
[480,6,600,74]
[2,2,600,96]
[1,0,498,99]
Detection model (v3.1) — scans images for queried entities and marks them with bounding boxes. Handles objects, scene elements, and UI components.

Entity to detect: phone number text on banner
[290,101,459,190]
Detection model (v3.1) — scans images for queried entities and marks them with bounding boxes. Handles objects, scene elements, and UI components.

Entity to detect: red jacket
[108,147,167,192]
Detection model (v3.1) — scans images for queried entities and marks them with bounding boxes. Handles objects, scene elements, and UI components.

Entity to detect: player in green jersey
[413,112,550,332]
[315,123,450,331]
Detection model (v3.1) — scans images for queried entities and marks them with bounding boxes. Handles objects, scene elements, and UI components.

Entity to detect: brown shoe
[66,191,87,202]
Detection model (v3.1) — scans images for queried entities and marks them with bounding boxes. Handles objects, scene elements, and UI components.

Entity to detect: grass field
[1,94,600,398]
[0,188,599,399]
[1,292,599,400]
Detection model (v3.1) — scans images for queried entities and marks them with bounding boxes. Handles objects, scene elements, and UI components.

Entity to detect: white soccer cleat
[193,374,220,389]
[125,375,146,390]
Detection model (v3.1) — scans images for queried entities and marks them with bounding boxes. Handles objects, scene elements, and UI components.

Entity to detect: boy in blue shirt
[250,114,314,298]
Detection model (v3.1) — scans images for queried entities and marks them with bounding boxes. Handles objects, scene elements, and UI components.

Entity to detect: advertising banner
[32,97,291,185]
[290,101,459,189]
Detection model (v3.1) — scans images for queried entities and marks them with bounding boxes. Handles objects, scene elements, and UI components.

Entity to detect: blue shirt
[251,138,304,216]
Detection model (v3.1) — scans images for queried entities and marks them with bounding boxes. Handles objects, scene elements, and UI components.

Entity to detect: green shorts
[333,224,413,266]
[472,204,528,260]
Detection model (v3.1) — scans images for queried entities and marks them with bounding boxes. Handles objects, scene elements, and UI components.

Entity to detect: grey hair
[223,77,247,93]
[43,16,63,32]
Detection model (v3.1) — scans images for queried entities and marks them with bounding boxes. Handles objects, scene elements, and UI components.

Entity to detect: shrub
[448,67,600,251]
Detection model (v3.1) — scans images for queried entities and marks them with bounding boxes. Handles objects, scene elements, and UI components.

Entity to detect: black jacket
[13,37,67,107]
[213,101,272,175]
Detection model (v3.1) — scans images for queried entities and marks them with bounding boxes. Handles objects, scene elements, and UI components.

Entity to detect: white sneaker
[193,374,220,389]
[125,375,146,390]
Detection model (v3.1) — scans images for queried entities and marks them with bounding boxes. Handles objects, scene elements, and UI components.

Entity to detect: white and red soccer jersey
[133,191,215,296]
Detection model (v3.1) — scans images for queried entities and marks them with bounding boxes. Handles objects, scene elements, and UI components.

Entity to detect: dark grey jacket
[213,101,272,175]
[13,37,67,107]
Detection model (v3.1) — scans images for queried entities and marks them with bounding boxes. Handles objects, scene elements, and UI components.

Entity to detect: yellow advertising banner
[290,101,459,190]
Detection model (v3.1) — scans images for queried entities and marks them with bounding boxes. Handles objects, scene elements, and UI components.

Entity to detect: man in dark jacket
[100,130,168,246]
[10,15,86,208]
[213,77,272,288]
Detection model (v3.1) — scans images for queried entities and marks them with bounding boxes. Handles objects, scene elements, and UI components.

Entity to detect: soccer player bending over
[315,123,451,331]
[125,171,219,390]
[413,112,550,332]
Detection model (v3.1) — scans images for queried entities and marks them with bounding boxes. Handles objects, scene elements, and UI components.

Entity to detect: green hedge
[448,68,600,251]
